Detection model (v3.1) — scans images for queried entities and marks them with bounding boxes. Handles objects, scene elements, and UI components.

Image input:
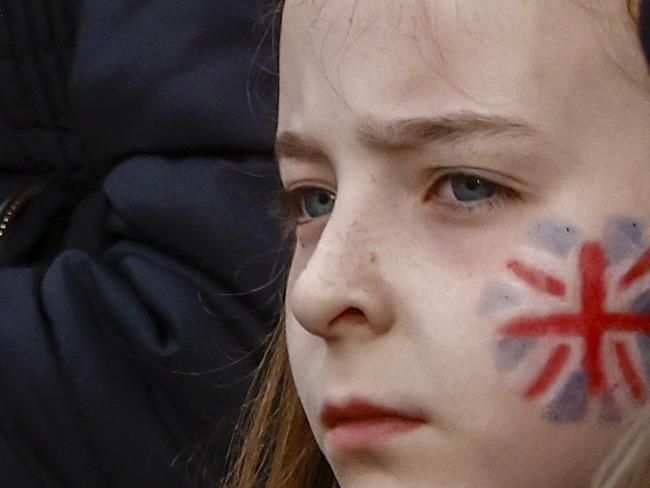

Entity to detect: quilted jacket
[0,1,286,487]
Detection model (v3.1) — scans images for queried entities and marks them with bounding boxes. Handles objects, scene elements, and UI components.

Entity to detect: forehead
[278,0,643,138]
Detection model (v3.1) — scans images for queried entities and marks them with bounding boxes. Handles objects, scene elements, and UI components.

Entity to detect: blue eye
[301,188,335,220]
[449,174,496,202]
[429,171,521,215]
[271,186,336,230]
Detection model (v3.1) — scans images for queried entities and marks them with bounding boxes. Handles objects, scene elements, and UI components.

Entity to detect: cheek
[285,245,307,293]
[482,217,650,424]
[285,313,310,384]
[284,313,321,415]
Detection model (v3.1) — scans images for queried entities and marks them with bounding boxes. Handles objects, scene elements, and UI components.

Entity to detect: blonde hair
[223,0,650,486]
[591,403,650,488]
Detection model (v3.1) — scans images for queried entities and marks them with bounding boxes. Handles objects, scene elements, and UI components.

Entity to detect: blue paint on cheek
[629,292,650,384]
[631,290,650,314]
[600,391,623,423]
[528,220,578,257]
[479,283,520,316]
[495,338,537,371]
[545,371,588,422]
[636,332,650,383]
[603,217,644,265]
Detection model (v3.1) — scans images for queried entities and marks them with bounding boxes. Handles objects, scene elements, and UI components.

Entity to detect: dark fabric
[642,0,650,67]
[71,0,279,175]
[0,1,286,487]
[0,0,83,173]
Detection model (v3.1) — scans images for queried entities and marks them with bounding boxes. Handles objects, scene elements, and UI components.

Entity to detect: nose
[287,211,395,340]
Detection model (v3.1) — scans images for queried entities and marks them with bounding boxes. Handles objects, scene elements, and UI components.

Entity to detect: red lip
[321,397,425,450]
[321,398,423,428]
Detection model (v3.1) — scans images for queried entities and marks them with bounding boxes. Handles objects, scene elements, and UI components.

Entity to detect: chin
[333,469,486,488]
[332,470,408,488]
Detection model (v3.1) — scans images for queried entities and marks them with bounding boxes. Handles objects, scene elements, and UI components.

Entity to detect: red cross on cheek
[501,242,650,407]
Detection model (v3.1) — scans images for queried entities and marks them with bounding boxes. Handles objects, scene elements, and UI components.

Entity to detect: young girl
[226,0,650,486]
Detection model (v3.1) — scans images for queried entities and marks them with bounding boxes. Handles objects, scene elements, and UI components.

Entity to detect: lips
[321,397,425,450]
[321,398,423,427]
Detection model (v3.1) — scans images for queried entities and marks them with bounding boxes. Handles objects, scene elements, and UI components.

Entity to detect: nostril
[329,307,366,326]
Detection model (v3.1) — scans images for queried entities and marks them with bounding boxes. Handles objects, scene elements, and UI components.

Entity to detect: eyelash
[271,171,522,232]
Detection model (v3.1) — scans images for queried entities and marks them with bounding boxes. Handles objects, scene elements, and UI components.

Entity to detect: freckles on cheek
[482,217,650,423]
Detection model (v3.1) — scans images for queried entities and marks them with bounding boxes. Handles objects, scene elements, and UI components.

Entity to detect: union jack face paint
[484,218,650,423]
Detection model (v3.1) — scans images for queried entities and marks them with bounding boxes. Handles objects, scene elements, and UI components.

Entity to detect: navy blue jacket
[0,1,286,487]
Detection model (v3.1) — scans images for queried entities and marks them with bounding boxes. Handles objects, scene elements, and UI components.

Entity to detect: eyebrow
[275,111,539,161]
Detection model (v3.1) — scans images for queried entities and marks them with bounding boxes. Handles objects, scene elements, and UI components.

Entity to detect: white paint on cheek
[486,217,650,424]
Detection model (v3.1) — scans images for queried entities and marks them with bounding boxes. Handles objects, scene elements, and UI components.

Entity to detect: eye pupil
[465,177,481,191]
[451,174,495,202]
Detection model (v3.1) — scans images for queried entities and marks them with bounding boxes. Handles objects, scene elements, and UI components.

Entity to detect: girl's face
[277,1,650,486]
